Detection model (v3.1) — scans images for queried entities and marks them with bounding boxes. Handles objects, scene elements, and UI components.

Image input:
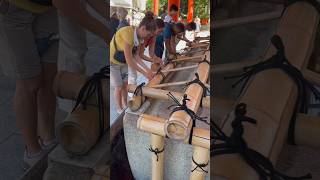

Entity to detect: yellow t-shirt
[9,0,51,14]
[110,26,134,65]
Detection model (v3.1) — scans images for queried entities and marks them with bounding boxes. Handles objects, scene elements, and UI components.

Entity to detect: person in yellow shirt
[110,12,156,113]
[139,18,165,66]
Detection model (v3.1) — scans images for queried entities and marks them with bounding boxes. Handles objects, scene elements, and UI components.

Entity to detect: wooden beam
[128,62,176,111]
[187,43,210,49]
[213,8,283,29]
[302,68,320,87]
[214,60,258,74]
[295,113,320,150]
[161,64,198,73]
[53,71,108,107]
[137,114,210,180]
[149,81,210,89]
[180,49,209,56]
[57,106,108,155]
[171,55,203,63]
[127,85,210,108]
[164,51,210,140]
[149,81,187,88]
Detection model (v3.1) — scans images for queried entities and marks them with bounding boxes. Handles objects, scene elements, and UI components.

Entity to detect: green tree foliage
[146,0,210,19]
[195,0,209,18]
[146,0,167,14]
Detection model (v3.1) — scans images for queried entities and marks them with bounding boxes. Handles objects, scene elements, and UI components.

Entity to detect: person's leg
[37,62,57,142]
[110,64,124,111]
[33,8,59,144]
[120,65,128,109]
[114,86,123,111]
[122,81,128,108]
[15,77,42,154]
[0,3,43,155]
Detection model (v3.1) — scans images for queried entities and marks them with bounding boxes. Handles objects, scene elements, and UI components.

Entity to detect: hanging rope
[72,66,109,138]
[211,103,312,180]
[148,146,164,162]
[224,35,320,144]
[191,156,209,173]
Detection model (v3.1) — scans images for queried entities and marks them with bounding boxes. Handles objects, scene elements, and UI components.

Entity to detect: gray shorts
[0,2,58,79]
[110,64,128,87]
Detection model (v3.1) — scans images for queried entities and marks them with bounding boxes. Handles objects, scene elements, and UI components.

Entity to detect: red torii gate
[153,0,194,23]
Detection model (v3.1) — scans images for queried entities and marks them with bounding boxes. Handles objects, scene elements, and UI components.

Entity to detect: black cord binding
[148,146,164,161]
[133,82,145,104]
[224,35,320,144]
[211,103,312,180]
[191,156,209,173]
[133,82,145,96]
[72,66,109,138]
[185,73,211,97]
[198,55,210,65]
[185,73,211,107]
[167,92,209,144]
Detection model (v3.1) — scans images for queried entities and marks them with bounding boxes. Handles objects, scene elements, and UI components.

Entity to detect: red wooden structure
[153,0,195,22]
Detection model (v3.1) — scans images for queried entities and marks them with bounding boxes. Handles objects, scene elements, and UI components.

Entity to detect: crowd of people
[109,5,201,113]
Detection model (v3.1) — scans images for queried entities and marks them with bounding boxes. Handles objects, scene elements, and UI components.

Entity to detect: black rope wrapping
[224,35,320,144]
[211,103,312,180]
[167,92,209,144]
[185,73,211,107]
[191,156,209,173]
[148,146,164,161]
[72,66,109,138]
[198,55,210,65]
[185,73,211,96]
[133,82,145,96]
[133,82,145,104]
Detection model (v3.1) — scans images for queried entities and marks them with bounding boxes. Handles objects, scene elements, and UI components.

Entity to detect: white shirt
[164,15,174,23]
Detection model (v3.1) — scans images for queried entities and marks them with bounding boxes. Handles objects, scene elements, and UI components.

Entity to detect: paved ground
[0,7,107,180]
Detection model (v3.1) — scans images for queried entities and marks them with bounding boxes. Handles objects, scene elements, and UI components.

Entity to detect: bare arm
[139,45,153,62]
[149,38,156,58]
[124,44,147,76]
[135,54,150,71]
[52,0,111,43]
[149,39,162,64]
[165,38,175,54]
[170,37,177,54]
